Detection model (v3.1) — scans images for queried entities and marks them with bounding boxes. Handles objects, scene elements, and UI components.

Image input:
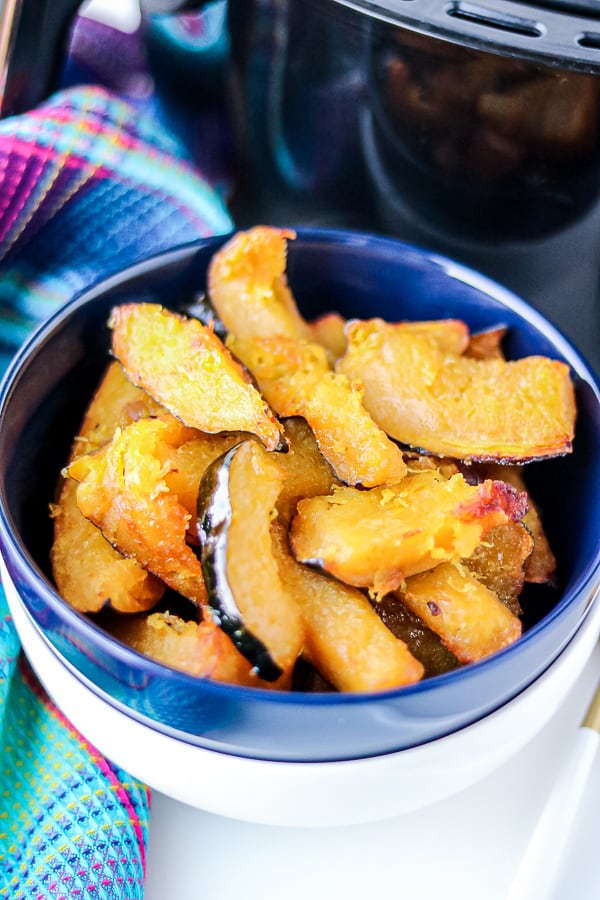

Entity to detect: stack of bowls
[1,229,599,826]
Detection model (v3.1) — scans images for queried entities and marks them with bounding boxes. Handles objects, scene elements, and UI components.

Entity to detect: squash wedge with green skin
[290,470,529,596]
[196,439,305,682]
[336,317,576,462]
[110,303,284,451]
[373,595,460,678]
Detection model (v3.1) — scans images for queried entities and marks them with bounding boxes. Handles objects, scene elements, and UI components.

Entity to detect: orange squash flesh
[397,561,522,663]
[271,523,424,691]
[68,416,209,608]
[275,417,341,525]
[290,471,529,596]
[308,312,348,363]
[51,362,166,614]
[207,225,311,343]
[337,318,576,461]
[163,431,242,520]
[104,611,285,688]
[110,303,284,450]
[229,334,407,487]
[222,440,306,676]
[51,478,166,614]
[386,318,471,354]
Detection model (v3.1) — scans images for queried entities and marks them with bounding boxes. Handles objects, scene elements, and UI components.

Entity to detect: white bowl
[6,557,600,828]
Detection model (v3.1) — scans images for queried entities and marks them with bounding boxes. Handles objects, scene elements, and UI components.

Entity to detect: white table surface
[144,643,600,900]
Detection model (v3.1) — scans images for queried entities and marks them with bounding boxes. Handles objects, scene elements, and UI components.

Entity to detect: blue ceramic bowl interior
[1,228,600,763]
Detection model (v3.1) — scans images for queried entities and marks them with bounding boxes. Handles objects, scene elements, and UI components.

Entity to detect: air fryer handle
[139,0,214,12]
[0,0,219,118]
[0,0,84,117]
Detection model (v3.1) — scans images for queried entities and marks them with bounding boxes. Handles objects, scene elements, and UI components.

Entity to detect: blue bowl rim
[1,225,600,712]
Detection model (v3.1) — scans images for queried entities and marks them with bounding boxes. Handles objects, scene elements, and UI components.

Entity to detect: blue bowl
[1,228,600,763]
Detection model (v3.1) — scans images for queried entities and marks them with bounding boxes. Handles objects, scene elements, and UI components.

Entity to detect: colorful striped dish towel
[0,81,233,897]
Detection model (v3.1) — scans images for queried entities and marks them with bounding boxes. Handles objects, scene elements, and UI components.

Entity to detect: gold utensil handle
[582,674,600,732]
[0,0,22,110]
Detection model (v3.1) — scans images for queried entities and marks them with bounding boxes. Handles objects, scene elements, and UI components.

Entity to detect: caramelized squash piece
[197,439,305,681]
[51,479,166,614]
[464,522,534,615]
[397,561,522,663]
[309,312,348,363]
[163,431,242,519]
[373,595,460,677]
[51,362,166,614]
[337,318,576,461]
[311,315,469,365]
[73,360,166,452]
[110,303,284,450]
[207,226,311,343]
[290,471,528,595]
[465,326,507,360]
[388,318,470,354]
[275,417,341,524]
[230,334,407,487]
[480,464,557,583]
[105,611,285,688]
[271,523,424,691]
[67,416,209,608]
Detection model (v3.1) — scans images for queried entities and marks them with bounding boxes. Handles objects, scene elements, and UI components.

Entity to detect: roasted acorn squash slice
[229,334,407,487]
[207,225,311,344]
[336,318,576,461]
[196,439,305,682]
[373,595,460,678]
[397,561,522,663]
[110,302,284,450]
[290,470,528,596]
[463,521,534,615]
[51,362,166,614]
[477,463,557,584]
[67,416,210,608]
[271,521,424,691]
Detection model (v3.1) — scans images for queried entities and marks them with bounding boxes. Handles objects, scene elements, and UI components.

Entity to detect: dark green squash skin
[181,292,229,342]
[196,441,283,682]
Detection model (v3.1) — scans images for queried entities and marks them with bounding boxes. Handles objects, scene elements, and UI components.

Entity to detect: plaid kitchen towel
[0,17,234,896]
[0,83,232,373]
